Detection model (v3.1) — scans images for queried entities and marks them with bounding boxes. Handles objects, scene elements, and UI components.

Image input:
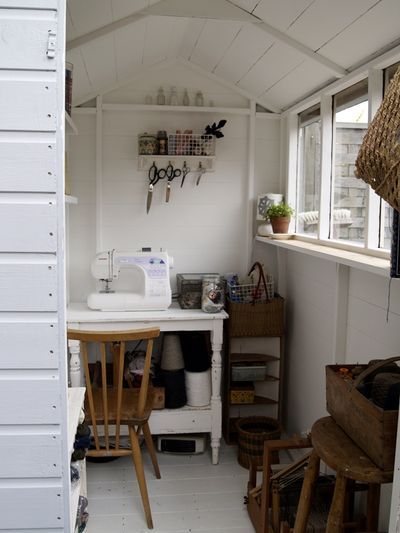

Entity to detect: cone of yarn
[185,369,211,407]
[161,334,184,371]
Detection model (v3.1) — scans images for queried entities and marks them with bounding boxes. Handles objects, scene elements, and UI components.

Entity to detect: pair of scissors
[180,161,190,188]
[146,161,159,213]
[158,163,181,202]
[196,162,206,186]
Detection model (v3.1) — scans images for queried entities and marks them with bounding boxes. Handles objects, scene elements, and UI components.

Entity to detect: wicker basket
[227,296,284,337]
[237,416,281,469]
[355,66,400,211]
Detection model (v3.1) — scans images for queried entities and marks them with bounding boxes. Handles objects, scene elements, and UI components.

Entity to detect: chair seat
[85,388,154,425]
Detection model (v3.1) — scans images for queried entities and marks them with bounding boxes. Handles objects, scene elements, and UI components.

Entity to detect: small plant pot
[270,216,290,234]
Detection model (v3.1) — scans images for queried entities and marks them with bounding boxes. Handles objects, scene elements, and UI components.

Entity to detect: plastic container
[201,276,224,313]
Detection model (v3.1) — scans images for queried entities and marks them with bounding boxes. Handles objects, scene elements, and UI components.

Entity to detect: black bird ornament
[204,119,227,138]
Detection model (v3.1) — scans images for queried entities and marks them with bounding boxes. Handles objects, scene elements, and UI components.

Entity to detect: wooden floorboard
[85,440,254,532]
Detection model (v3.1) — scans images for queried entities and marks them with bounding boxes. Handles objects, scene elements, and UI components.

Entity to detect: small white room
[2,0,400,532]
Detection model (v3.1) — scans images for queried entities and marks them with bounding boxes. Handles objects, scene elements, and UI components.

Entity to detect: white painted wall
[68,64,281,301]
[253,240,400,529]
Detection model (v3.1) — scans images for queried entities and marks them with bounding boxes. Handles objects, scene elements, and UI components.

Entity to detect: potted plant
[265,202,294,234]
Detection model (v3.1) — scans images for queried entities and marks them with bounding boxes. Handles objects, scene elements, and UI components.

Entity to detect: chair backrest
[67,328,160,453]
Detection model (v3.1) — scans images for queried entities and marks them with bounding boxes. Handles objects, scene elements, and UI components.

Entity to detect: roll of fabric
[185,369,211,407]
[161,333,184,371]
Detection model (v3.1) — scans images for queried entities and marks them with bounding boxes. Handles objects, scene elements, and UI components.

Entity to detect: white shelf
[67,387,85,456]
[66,195,78,204]
[256,235,390,276]
[102,103,251,115]
[66,113,78,135]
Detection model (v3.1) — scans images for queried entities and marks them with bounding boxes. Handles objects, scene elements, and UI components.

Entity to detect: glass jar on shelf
[201,276,224,313]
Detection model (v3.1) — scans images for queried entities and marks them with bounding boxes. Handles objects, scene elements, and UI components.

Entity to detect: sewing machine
[87,249,173,311]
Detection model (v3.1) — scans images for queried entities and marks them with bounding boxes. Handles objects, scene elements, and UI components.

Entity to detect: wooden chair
[67,328,161,529]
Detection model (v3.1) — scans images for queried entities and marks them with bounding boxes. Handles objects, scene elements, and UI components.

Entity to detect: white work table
[67,302,228,464]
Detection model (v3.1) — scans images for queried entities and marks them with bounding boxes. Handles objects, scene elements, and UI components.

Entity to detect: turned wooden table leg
[293,450,320,533]
[326,471,347,532]
[366,483,380,531]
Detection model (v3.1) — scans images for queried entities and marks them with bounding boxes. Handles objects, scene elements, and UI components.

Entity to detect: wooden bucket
[237,416,281,469]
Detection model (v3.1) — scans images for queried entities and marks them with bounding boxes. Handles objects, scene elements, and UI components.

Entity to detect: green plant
[265,202,294,220]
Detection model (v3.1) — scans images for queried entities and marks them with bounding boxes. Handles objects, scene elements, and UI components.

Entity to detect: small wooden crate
[326,363,399,471]
[230,383,255,404]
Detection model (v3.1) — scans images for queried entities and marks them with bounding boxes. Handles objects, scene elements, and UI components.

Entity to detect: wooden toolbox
[326,359,399,472]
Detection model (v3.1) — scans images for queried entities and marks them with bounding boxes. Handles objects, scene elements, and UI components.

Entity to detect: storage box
[227,296,284,337]
[326,364,399,471]
[231,363,266,382]
[230,383,255,404]
[176,273,219,309]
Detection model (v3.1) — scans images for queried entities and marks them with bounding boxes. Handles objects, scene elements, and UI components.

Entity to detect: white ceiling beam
[178,58,282,114]
[141,0,256,21]
[66,0,165,51]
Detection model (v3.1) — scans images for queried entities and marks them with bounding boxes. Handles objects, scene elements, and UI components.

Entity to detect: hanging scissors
[180,161,190,188]
[196,162,206,186]
[158,163,181,202]
[146,161,159,213]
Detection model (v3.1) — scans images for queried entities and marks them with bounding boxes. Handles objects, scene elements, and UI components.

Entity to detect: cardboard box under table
[326,358,400,472]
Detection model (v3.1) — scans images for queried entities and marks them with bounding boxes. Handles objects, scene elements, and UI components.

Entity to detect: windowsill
[255,235,390,276]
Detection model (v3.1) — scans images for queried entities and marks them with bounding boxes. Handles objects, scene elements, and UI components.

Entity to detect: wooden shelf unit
[223,303,285,445]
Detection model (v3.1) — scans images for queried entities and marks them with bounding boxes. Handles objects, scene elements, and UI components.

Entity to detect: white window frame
[285,43,400,260]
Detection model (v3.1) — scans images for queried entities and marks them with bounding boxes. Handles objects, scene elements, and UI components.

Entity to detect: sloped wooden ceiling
[67,0,400,111]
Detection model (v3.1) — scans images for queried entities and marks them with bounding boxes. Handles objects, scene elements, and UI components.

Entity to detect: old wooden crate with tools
[326,357,400,471]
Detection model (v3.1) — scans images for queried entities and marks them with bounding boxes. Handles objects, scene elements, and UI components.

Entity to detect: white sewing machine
[87,249,173,311]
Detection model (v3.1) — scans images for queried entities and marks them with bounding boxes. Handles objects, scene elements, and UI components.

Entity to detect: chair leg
[293,450,320,533]
[142,421,161,479]
[129,425,154,529]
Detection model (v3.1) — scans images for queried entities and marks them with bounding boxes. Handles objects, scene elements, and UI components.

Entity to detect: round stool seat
[311,416,393,484]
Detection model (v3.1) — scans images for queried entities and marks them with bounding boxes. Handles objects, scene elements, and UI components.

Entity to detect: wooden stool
[294,417,393,532]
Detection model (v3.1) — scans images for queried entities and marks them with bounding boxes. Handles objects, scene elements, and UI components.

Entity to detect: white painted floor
[85,440,254,533]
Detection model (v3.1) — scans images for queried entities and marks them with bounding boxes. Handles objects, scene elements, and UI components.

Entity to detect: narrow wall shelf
[138,155,216,172]
[102,103,251,115]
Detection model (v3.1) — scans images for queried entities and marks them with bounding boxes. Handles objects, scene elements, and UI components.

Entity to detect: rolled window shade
[298,103,320,127]
[334,78,368,112]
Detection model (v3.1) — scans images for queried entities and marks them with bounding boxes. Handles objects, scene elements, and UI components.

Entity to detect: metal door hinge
[46,31,57,58]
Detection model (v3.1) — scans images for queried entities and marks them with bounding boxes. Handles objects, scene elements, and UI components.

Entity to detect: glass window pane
[381,200,393,249]
[332,83,368,244]
[297,110,321,235]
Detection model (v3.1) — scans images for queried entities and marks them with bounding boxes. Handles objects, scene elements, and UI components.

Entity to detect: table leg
[210,323,223,465]
[68,339,82,387]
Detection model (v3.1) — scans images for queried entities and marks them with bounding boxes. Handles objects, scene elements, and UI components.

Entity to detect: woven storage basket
[355,66,400,211]
[237,416,281,469]
[227,296,284,337]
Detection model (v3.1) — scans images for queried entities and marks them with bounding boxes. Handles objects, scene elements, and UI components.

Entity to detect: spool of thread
[161,369,186,408]
[161,334,184,371]
[185,369,211,407]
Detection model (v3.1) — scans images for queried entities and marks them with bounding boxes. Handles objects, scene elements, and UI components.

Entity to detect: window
[297,105,321,235]
[332,79,368,244]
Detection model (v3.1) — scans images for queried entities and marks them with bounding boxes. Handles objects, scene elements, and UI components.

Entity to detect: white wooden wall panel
[111,0,147,20]
[0,378,60,424]
[319,0,400,70]
[253,0,315,32]
[286,0,378,51]
[81,34,117,90]
[142,16,183,65]
[190,19,243,72]
[0,262,57,311]
[238,42,303,97]
[0,137,56,192]
[114,21,147,81]
[0,434,62,477]
[0,202,56,252]
[0,78,56,131]
[67,0,112,40]
[179,19,206,60]
[0,486,64,529]
[214,24,274,84]
[0,322,58,369]
[0,12,57,70]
